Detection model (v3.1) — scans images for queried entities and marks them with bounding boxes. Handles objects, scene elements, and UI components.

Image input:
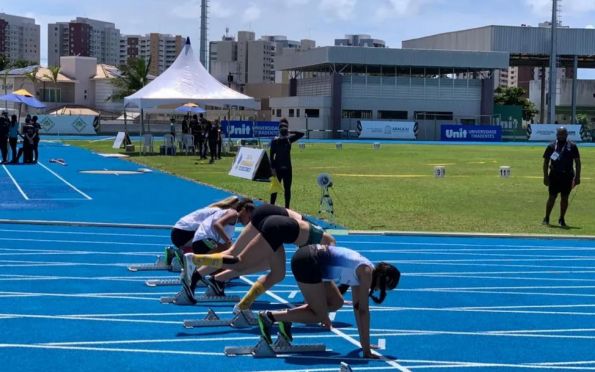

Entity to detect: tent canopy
[124,38,258,110]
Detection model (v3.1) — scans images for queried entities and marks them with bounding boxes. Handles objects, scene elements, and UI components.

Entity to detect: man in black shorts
[542,127,581,227]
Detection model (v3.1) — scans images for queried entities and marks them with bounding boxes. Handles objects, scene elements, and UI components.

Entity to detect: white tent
[124,38,258,110]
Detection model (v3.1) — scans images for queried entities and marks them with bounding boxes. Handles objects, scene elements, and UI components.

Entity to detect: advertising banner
[37,115,97,135]
[527,124,584,142]
[441,125,502,142]
[356,120,418,139]
[222,121,279,139]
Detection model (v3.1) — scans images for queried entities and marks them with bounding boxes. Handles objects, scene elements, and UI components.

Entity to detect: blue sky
[3,0,595,77]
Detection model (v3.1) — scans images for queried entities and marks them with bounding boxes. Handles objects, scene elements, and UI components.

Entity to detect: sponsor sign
[527,124,584,142]
[441,125,502,142]
[229,147,268,180]
[357,120,418,140]
[222,121,280,139]
[37,115,97,135]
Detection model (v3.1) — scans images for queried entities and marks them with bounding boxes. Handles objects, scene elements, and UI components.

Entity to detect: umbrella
[175,102,205,114]
[0,89,46,109]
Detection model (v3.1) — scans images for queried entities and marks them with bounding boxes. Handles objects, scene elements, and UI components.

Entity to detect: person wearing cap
[542,126,581,227]
[0,112,9,163]
[269,117,304,208]
[256,244,400,359]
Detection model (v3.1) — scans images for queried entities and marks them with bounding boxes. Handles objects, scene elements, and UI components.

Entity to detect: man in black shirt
[0,112,9,163]
[542,127,581,227]
[269,118,304,208]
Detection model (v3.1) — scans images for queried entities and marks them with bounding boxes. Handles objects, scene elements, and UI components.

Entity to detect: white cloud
[525,0,595,18]
[209,1,235,19]
[284,0,310,5]
[373,0,440,22]
[243,4,262,23]
[586,24,595,29]
[319,0,357,20]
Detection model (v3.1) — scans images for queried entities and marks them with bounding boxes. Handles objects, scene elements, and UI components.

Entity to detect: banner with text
[356,120,418,139]
[37,115,98,135]
[441,125,502,142]
[527,124,584,142]
[222,121,279,139]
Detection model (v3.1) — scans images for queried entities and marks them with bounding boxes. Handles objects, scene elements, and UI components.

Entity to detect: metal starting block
[160,295,240,304]
[340,362,353,372]
[183,308,257,328]
[145,278,181,287]
[224,334,326,357]
[128,255,182,272]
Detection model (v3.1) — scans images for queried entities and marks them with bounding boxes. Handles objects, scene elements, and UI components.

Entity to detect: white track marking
[2,164,29,200]
[37,161,92,200]
[0,228,167,238]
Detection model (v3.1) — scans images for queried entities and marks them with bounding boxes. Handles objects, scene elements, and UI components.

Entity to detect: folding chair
[163,133,176,155]
[181,134,195,155]
[141,134,154,154]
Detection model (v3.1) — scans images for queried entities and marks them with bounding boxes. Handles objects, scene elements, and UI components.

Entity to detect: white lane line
[240,276,410,372]
[38,161,92,200]
[0,237,164,246]
[2,164,29,200]
[0,343,222,356]
[408,270,595,275]
[0,228,166,238]
[406,274,595,283]
[345,241,595,250]
[377,338,386,350]
[288,290,299,299]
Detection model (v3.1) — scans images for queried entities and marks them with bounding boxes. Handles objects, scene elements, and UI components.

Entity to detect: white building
[0,13,40,64]
[48,18,120,67]
[334,34,385,48]
[120,33,184,76]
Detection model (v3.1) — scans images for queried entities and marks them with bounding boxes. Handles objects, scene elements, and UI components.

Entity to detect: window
[288,109,295,117]
[276,109,282,117]
[414,111,453,121]
[296,109,300,117]
[342,110,372,119]
[305,109,319,118]
[378,110,408,120]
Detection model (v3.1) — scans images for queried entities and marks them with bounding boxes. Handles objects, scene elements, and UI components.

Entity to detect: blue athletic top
[320,245,374,286]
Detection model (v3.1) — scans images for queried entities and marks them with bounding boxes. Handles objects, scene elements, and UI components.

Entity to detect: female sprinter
[257,244,400,359]
[182,204,335,309]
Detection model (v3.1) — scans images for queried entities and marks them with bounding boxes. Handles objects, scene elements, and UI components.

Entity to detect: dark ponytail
[369,262,401,304]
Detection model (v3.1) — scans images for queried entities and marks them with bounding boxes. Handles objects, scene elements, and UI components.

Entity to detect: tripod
[318,185,334,220]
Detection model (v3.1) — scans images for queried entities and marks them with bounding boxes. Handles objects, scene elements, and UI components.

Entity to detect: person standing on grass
[257,244,400,359]
[269,118,304,208]
[542,126,581,227]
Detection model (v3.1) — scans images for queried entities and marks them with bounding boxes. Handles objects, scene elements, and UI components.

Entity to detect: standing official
[542,126,581,227]
[269,118,304,208]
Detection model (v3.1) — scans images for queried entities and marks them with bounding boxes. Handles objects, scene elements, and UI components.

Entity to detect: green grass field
[67,139,594,236]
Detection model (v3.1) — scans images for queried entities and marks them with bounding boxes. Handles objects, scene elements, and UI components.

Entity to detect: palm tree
[109,57,151,135]
[23,67,39,97]
[43,66,61,102]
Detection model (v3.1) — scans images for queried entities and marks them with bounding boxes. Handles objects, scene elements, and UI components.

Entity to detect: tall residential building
[0,13,40,64]
[334,34,385,48]
[48,17,120,67]
[209,31,314,90]
[120,33,184,75]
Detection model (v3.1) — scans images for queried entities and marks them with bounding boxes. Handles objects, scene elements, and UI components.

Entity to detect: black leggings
[170,228,194,248]
[291,245,328,284]
[270,167,293,208]
[259,215,300,251]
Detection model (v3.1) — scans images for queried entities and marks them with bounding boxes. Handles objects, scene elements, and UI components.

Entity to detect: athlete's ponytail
[369,262,400,304]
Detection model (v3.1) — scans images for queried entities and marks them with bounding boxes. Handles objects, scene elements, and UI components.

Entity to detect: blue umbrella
[0,89,46,109]
[175,103,205,114]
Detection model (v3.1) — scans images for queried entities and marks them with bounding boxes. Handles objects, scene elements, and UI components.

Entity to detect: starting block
[128,254,182,272]
[145,278,181,287]
[183,308,257,328]
[225,334,326,357]
[160,294,240,304]
[340,362,353,372]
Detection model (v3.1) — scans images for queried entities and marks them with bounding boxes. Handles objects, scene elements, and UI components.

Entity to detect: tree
[23,67,39,97]
[43,66,61,102]
[494,86,538,121]
[0,54,9,71]
[109,57,151,101]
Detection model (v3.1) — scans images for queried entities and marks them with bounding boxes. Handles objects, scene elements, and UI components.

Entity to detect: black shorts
[259,215,300,251]
[548,172,573,196]
[291,245,330,284]
[251,204,289,232]
[191,239,217,254]
[171,228,195,248]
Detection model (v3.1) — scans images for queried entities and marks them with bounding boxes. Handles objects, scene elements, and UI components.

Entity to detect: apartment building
[334,34,385,48]
[48,17,120,66]
[209,31,314,90]
[0,13,40,64]
[120,33,184,75]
